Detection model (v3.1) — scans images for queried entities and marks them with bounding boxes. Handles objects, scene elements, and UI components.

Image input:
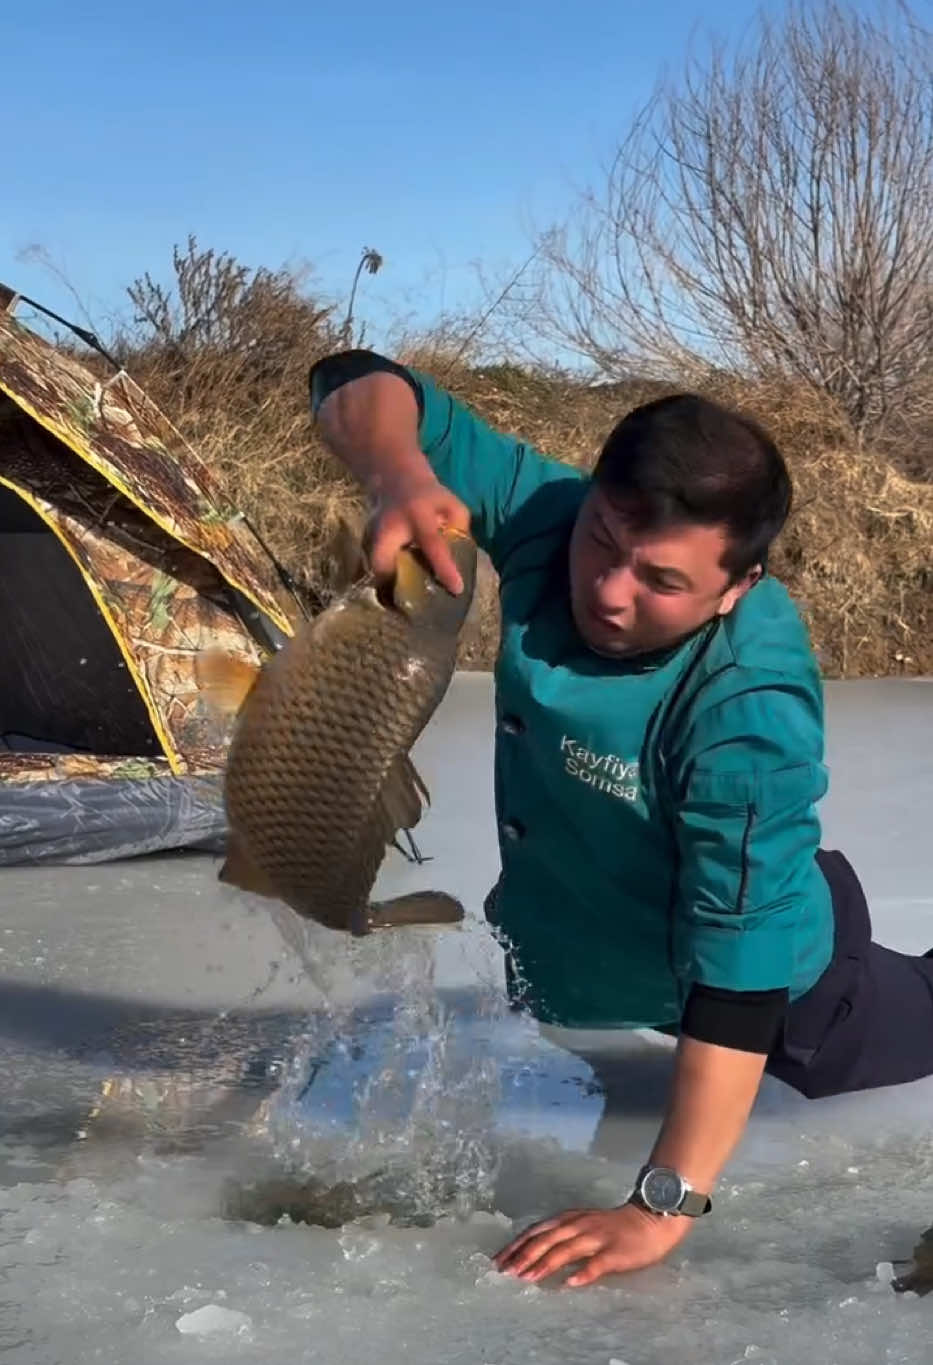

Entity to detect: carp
[202,524,477,935]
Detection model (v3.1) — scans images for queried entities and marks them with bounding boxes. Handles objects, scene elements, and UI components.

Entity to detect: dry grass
[698,373,932,677]
[112,248,931,678]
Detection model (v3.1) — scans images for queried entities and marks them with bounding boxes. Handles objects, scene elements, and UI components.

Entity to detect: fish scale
[231,613,441,918]
[218,529,477,935]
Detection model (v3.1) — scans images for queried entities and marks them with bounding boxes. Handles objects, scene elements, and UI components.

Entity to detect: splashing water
[247,901,509,1226]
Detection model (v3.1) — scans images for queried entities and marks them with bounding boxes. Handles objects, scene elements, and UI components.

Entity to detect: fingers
[410,504,465,596]
[495,1215,601,1281]
[512,1233,600,1283]
[493,1208,588,1264]
[566,1251,618,1288]
[368,490,471,597]
[367,508,413,583]
[493,1216,579,1271]
[497,1226,639,1289]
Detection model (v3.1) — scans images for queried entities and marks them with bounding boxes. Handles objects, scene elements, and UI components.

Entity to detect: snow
[0,674,931,1364]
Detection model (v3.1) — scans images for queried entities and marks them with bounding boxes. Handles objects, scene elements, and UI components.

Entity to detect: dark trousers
[765,848,933,1098]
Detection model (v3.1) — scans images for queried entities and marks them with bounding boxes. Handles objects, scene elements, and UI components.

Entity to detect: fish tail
[194,646,261,717]
[354,892,465,934]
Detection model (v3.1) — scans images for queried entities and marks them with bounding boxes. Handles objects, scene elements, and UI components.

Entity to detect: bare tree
[522,0,933,436]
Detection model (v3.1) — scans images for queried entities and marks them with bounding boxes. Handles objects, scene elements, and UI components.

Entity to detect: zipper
[737,804,757,911]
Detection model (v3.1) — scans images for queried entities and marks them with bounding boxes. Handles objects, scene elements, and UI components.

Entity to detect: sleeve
[670,673,830,1000]
[308,348,577,569]
[680,982,789,1052]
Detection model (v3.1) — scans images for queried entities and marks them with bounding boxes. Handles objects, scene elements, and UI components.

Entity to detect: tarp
[0,768,227,865]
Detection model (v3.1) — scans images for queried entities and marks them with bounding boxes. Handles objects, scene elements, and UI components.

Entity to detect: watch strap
[678,1188,712,1217]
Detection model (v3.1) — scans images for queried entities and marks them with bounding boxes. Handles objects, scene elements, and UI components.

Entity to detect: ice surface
[0,674,931,1364]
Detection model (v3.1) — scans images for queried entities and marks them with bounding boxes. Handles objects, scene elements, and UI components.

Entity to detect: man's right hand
[314,369,472,594]
[369,475,472,596]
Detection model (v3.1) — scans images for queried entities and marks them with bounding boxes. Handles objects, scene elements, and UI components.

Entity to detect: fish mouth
[391,528,476,622]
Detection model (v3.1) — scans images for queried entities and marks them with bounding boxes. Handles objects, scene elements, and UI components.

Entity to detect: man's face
[567,485,760,659]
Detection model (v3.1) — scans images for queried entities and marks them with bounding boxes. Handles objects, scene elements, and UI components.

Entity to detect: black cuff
[308,349,423,419]
[680,982,789,1053]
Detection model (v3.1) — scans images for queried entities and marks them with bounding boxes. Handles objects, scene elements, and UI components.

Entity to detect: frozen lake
[0,674,931,1364]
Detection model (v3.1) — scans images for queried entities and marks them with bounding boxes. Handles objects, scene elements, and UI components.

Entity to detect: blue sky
[3,0,814,349]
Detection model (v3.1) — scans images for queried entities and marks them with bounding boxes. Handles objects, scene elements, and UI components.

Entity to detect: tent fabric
[0,291,304,865]
[0,497,160,757]
[0,400,268,774]
[0,307,296,636]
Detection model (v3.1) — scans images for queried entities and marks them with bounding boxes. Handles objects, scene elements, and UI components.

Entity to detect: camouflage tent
[0,285,304,864]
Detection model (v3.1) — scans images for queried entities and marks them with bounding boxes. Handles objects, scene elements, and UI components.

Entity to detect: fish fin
[326,504,369,595]
[392,830,431,865]
[406,755,431,809]
[356,892,465,934]
[891,1231,933,1294]
[376,754,430,841]
[891,1263,933,1295]
[219,835,278,899]
[194,647,260,717]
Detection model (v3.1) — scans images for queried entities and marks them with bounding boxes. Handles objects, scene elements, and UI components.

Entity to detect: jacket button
[501,714,524,735]
[501,819,525,842]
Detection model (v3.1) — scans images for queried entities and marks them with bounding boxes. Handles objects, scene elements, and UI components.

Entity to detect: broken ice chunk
[175,1304,252,1335]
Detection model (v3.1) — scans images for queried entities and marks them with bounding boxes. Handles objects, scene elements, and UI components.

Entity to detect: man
[308,348,933,1288]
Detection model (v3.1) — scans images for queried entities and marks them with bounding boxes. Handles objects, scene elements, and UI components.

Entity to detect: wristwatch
[630,1163,712,1217]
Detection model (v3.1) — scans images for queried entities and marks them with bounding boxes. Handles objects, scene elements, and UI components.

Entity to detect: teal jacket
[312,356,835,1030]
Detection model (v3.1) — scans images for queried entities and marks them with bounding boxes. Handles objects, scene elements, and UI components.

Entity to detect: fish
[201,524,477,935]
[892,1223,933,1296]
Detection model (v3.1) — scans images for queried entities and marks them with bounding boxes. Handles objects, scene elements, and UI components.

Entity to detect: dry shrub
[698,374,932,677]
[118,239,362,605]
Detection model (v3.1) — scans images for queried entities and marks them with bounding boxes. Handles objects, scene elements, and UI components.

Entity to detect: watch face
[642,1167,685,1212]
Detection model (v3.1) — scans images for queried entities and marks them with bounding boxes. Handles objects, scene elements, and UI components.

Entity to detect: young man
[309,348,933,1288]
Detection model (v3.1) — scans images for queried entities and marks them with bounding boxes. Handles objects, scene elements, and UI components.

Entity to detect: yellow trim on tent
[0,474,185,776]
[0,376,296,641]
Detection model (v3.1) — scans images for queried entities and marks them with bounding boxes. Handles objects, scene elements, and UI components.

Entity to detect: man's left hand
[493,1200,692,1287]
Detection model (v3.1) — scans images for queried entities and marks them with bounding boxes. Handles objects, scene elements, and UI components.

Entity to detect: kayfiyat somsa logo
[560,734,640,801]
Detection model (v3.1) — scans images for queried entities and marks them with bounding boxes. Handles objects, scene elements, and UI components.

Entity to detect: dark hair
[593,393,792,580]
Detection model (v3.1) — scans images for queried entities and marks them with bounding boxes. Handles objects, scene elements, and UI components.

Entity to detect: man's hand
[368,475,472,596]
[314,370,471,596]
[493,1200,692,1287]
[491,1036,768,1290]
